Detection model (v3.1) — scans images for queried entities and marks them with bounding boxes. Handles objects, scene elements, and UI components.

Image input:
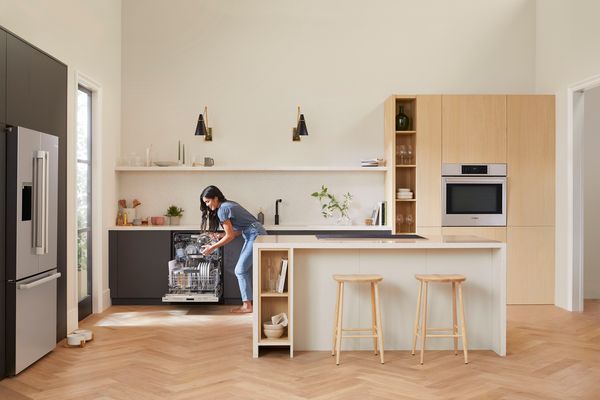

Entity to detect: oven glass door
[442,177,506,226]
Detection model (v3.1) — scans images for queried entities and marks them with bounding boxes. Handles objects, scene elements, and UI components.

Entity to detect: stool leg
[332,282,341,356]
[374,282,384,364]
[419,282,428,365]
[458,282,469,364]
[335,282,345,365]
[452,282,458,355]
[411,280,423,355]
[371,282,378,355]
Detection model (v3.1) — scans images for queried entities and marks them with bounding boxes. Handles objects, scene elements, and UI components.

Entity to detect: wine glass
[406,145,413,164]
[396,214,404,231]
[398,145,406,164]
[406,214,414,231]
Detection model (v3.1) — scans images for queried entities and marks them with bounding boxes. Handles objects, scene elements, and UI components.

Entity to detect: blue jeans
[235,222,266,302]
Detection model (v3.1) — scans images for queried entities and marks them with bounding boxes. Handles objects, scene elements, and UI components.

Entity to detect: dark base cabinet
[109,231,171,301]
[109,230,243,305]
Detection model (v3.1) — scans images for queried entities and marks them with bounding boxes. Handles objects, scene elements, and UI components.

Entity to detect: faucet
[275,199,282,225]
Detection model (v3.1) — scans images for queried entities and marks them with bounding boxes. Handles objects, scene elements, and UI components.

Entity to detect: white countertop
[254,234,505,249]
[108,224,391,231]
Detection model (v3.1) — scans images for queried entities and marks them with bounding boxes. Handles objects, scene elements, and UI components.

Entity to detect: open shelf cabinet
[385,96,418,233]
[253,248,293,358]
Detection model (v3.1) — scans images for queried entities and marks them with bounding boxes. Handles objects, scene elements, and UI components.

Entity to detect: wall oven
[442,163,507,227]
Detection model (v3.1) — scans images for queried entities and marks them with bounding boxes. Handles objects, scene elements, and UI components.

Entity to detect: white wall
[584,86,600,299]
[120,0,536,225]
[535,0,600,309]
[0,0,122,328]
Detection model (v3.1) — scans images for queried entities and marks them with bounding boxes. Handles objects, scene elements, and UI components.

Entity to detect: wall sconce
[292,106,309,141]
[194,106,213,141]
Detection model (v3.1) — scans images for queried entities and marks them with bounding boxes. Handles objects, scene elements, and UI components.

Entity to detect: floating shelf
[115,166,388,172]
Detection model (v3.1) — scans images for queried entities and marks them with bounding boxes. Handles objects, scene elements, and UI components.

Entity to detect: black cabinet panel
[6,33,67,136]
[0,29,6,123]
[223,236,243,303]
[115,231,171,299]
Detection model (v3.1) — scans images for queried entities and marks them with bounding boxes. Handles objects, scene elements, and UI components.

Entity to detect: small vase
[396,106,410,131]
[169,216,180,225]
[336,215,352,226]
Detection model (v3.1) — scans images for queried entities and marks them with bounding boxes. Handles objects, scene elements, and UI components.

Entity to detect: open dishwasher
[162,232,223,303]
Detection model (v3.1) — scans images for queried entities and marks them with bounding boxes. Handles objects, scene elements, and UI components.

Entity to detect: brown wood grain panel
[442,95,507,163]
[507,95,555,226]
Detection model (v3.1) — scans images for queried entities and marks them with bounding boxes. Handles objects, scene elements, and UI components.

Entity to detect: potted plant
[165,205,184,225]
[311,185,353,225]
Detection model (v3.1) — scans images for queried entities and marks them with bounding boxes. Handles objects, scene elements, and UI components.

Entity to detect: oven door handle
[443,177,506,184]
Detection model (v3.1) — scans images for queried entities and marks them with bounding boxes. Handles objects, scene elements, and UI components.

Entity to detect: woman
[199,185,266,313]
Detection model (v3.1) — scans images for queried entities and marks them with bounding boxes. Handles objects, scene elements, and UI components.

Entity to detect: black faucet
[275,199,282,225]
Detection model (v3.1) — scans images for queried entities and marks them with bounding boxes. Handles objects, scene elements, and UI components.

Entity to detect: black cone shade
[195,114,208,136]
[296,114,309,136]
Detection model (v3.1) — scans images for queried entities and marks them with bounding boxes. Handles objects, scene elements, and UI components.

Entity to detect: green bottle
[396,106,410,131]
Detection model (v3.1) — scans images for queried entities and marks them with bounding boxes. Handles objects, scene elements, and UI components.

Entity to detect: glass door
[76,85,93,320]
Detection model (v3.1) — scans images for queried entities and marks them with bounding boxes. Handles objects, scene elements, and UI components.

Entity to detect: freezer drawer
[15,269,60,374]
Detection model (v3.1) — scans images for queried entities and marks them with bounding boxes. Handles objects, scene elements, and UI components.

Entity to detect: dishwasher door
[14,269,60,374]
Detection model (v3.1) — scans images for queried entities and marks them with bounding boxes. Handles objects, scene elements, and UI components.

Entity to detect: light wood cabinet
[442,227,506,242]
[507,95,555,227]
[254,249,293,357]
[442,95,507,163]
[507,227,555,304]
[415,95,442,228]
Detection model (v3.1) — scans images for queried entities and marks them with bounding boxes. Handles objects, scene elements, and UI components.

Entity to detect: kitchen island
[252,235,506,358]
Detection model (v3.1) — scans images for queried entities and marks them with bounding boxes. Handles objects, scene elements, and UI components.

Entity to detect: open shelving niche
[254,248,293,358]
[385,96,418,234]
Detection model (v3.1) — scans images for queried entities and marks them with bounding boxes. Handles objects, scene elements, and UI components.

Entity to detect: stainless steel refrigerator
[5,126,60,375]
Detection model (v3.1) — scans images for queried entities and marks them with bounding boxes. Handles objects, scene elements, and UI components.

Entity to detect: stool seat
[333,274,383,283]
[415,274,466,283]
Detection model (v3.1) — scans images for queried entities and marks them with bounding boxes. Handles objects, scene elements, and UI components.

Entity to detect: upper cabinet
[442,95,507,163]
[6,33,67,137]
[0,29,6,123]
[507,95,555,226]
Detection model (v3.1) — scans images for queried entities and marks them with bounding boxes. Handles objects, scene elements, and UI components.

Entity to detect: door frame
[568,73,600,312]
[74,71,104,317]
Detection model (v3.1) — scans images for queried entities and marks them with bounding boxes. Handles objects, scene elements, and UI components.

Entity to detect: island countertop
[254,234,505,249]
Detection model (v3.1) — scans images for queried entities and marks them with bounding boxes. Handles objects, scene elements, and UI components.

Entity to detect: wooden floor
[1,301,599,399]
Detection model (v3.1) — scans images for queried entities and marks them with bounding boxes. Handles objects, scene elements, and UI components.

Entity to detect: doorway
[569,73,600,311]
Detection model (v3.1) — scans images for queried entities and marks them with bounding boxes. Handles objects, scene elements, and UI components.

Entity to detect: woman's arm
[201,220,240,255]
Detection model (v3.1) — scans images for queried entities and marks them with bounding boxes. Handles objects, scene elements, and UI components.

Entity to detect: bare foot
[230,306,253,313]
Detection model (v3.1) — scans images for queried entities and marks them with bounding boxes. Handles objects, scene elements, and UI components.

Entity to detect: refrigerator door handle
[33,150,49,255]
[17,272,61,290]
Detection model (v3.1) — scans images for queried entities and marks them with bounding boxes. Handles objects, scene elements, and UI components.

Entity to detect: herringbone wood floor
[1,301,599,399]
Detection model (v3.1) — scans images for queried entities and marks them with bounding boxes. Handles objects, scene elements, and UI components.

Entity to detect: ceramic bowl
[151,216,165,225]
[263,322,284,338]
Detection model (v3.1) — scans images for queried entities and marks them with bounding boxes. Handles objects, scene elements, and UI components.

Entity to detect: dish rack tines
[169,263,220,294]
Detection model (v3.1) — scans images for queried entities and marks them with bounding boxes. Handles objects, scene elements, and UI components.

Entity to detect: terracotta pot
[151,216,165,225]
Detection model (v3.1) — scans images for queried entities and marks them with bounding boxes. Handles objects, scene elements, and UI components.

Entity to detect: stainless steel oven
[442,163,507,226]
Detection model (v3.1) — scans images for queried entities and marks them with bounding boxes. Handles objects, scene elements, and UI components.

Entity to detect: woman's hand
[201,245,215,255]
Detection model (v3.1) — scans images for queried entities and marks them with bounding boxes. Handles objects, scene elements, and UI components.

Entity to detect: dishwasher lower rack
[162,258,223,303]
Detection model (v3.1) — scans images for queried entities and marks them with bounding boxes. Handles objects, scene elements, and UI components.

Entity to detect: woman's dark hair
[200,185,227,232]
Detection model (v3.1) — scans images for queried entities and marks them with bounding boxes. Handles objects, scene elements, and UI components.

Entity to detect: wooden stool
[331,274,384,365]
[411,274,468,364]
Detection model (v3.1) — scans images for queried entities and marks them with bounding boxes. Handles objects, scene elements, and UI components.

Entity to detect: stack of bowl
[263,322,285,338]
